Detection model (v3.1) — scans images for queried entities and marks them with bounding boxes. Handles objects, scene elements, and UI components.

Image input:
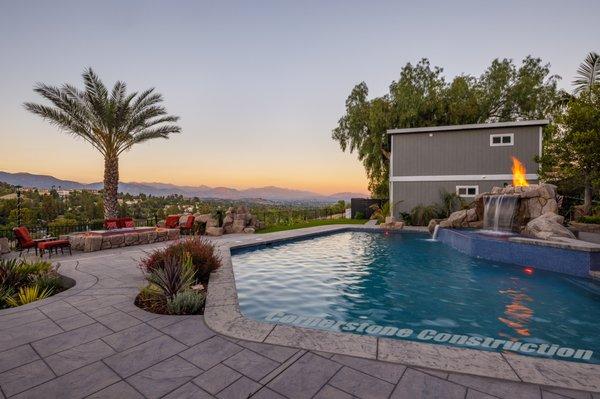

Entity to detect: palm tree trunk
[583,178,593,214]
[103,154,119,219]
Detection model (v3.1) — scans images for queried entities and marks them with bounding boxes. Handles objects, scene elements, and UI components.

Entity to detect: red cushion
[124,220,135,228]
[38,239,70,250]
[14,226,34,246]
[117,217,134,228]
[182,215,195,229]
[165,215,180,229]
[106,221,118,230]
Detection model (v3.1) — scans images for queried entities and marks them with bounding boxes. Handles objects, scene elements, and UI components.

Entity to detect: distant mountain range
[0,171,367,202]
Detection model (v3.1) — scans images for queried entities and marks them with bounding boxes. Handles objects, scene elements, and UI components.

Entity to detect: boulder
[243,227,256,234]
[439,209,469,228]
[206,226,224,236]
[205,218,219,228]
[193,213,213,224]
[232,219,246,233]
[0,237,9,254]
[427,219,440,235]
[522,212,575,240]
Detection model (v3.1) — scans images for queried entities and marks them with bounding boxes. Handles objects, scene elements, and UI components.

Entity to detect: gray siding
[391,125,541,176]
[391,179,539,216]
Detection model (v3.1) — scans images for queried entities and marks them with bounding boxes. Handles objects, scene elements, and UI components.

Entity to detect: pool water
[232,231,600,363]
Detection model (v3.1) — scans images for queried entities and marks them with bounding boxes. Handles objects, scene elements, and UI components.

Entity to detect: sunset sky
[0,0,598,195]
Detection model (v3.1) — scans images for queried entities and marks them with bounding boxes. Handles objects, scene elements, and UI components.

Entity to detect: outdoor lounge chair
[158,215,181,229]
[103,217,135,229]
[12,226,72,258]
[13,226,39,255]
[38,239,71,258]
[179,214,195,235]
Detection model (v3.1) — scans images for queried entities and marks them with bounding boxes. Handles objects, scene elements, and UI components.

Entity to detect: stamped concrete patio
[0,229,598,399]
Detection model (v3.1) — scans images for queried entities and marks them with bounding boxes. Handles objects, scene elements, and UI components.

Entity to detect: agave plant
[146,254,195,300]
[573,52,600,94]
[166,290,205,315]
[24,68,181,219]
[6,285,54,307]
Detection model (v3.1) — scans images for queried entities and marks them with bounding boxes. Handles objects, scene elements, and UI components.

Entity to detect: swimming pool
[231,230,600,364]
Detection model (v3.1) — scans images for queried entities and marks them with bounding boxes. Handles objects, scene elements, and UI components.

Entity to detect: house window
[456,185,479,197]
[490,133,514,146]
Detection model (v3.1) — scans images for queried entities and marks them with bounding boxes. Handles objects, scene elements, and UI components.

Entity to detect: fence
[0,218,156,247]
[0,208,346,248]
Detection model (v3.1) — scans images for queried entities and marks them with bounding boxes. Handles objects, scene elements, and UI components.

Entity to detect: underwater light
[523,267,534,275]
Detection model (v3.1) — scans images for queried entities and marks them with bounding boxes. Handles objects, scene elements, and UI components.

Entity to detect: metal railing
[0,218,157,247]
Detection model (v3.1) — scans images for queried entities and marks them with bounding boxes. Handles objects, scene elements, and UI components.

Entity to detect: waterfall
[483,195,519,232]
[432,224,440,240]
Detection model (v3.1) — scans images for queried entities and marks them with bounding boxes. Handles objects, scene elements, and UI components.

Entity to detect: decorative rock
[147,231,157,242]
[193,213,213,224]
[109,235,125,247]
[439,209,468,228]
[522,212,576,241]
[541,198,558,214]
[205,218,219,228]
[232,219,246,233]
[206,226,224,236]
[0,237,9,254]
[427,219,439,235]
[466,208,478,222]
[243,227,255,234]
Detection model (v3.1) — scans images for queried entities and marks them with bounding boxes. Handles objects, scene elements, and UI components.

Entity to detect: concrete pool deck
[0,225,597,398]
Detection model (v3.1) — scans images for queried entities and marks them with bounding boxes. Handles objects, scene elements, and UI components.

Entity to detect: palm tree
[24,68,181,219]
[573,52,600,94]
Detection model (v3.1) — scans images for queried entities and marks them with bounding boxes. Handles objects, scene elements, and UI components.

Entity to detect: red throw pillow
[124,220,135,228]
[106,221,118,230]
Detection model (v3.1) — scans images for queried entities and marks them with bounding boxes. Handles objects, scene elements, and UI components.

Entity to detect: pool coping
[204,224,600,393]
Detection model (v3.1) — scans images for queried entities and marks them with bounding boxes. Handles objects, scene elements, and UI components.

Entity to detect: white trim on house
[390,174,539,182]
[389,135,394,215]
[538,126,543,160]
[489,133,514,146]
[456,185,479,197]
[387,119,549,135]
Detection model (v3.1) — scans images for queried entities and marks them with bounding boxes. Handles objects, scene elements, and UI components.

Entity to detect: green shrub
[6,285,53,307]
[141,238,220,283]
[166,290,205,315]
[354,211,365,220]
[145,254,196,300]
[135,285,167,314]
[0,259,60,308]
[578,215,600,224]
[410,205,440,226]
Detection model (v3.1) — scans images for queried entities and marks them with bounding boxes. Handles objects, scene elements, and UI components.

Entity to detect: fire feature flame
[511,156,529,187]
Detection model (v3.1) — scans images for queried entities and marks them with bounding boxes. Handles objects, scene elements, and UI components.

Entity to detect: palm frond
[573,52,600,94]
[24,67,181,157]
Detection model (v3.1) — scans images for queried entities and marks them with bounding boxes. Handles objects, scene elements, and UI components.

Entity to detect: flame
[511,156,529,187]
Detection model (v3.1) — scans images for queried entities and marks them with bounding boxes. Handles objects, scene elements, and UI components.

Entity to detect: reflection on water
[498,288,533,338]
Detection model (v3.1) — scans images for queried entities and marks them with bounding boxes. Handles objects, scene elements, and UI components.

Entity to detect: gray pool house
[388,120,548,216]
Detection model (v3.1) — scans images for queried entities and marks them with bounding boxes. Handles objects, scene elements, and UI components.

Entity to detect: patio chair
[158,215,181,229]
[179,214,195,235]
[38,239,71,258]
[104,217,134,229]
[12,226,38,256]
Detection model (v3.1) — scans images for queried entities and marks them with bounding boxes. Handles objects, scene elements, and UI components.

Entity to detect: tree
[573,52,600,94]
[332,57,560,198]
[24,68,181,219]
[540,85,600,212]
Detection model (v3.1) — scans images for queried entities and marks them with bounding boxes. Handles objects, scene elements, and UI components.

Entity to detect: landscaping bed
[0,258,75,308]
[135,237,221,315]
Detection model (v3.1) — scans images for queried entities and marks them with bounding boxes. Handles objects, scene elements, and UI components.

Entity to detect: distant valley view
[0,171,366,202]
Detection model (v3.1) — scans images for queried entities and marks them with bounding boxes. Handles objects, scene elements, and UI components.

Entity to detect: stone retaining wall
[68,228,180,252]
